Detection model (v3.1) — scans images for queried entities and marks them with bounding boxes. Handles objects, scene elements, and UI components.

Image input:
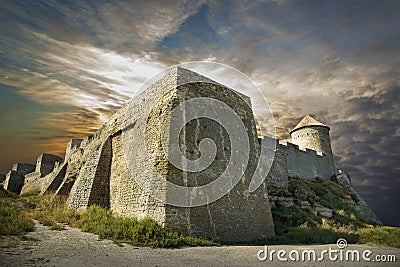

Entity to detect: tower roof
[290,115,330,134]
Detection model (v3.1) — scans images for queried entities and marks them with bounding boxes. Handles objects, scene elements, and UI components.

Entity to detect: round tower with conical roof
[290,115,335,176]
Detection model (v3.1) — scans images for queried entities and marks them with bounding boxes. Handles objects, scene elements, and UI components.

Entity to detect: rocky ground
[0,221,398,267]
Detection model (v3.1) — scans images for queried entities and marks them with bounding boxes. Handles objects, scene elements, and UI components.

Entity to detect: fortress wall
[39,162,68,194]
[3,170,24,194]
[108,124,164,222]
[86,137,112,208]
[286,142,334,179]
[22,163,67,195]
[54,163,81,196]
[53,140,86,196]
[20,174,41,195]
[287,142,317,179]
[110,69,180,223]
[59,69,180,219]
[103,67,274,240]
[60,106,120,201]
[35,154,63,177]
[265,139,289,188]
[162,81,274,242]
[314,150,335,179]
[20,156,63,194]
[79,135,94,149]
[109,131,129,213]
[24,172,41,182]
[56,67,275,241]
[65,139,83,158]
[67,134,111,210]
[12,163,35,176]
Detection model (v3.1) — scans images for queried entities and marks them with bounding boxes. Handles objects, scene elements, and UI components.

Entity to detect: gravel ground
[0,221,398,267]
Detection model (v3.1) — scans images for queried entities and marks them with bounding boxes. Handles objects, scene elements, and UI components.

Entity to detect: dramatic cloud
[0,0,398,226]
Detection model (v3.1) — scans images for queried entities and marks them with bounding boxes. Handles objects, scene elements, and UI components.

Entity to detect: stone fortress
[1,67,381,242]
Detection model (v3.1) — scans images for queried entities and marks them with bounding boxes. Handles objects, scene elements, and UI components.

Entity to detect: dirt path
[0,221,398,267]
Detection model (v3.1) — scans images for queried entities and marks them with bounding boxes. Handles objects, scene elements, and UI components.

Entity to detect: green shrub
[0,201,34,235]
[272,206,315,232]
[358,226,400,248]
[78,205,216,247]
[30,195,80,228]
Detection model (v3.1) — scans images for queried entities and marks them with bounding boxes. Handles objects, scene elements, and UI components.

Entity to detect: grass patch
[49,223,65,231]
[269,177,399,248]
[267,219,400,248]
[272,206,315,232]
[30,195,80,228]
[358,226,400,248]
[285,177,367,227]
[1,189,398,248]
[1,192,216,248]
[78,205,216,247]
[268,226,359,245]
[0,201,34,235]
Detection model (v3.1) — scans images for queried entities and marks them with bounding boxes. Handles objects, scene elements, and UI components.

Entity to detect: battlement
[259,135,334,183]
[273,139,325,157]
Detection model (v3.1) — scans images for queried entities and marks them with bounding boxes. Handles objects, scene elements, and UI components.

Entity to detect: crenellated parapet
[260,120,336,190]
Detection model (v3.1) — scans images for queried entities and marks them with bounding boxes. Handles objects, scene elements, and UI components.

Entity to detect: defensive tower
[290,115,335,176]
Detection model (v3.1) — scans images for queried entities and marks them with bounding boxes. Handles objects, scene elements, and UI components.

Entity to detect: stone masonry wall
[160,79,275,242]
[67,137,112,210]
[39,162,68,194]
[35,154,63,177]
[3,66,382,242]
[290,126,335,177]
[286,142,334,180]
[20,174,42,195]
[110,68,180,223]
[263,138,289,188]
[65,139,83,158]
[86,137,112,208]
[12,163,35,175]
[4,163,35,194]
[3,170,24,194]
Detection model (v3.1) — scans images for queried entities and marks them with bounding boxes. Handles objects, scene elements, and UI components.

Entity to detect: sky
[0,0,399,226]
